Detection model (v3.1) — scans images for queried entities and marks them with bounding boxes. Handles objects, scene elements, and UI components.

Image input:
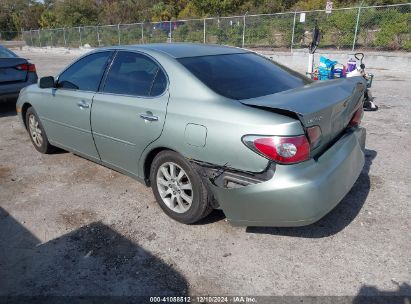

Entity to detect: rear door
[91,51,169,176]
[39,51,113,161]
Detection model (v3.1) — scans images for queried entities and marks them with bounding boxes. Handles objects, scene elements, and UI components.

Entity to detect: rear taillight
[306,125,322,148]
[15,63,36,72]
[242,135,310,164]
[349,107,363,127]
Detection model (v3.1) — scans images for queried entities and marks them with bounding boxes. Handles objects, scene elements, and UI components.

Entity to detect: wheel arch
[21,102,33,129]
[143,147,176,186]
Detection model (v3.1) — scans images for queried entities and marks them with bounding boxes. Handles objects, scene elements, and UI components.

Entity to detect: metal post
[203,18,206,43]
[242,13,247,48]
[38,30,41,47]
[30,30,33,46]
[169,20,172,43]
[141,23,144,43]
[79,27,82,47]
[307,53,314,75]
[352,4,362,51]
[96,26,101,47]
[50,29,53,47]
[63,28,67,47]
[291,11,297,52]
[117,24,121,45]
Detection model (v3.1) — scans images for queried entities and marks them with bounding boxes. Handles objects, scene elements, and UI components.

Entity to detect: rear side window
[57,51,111,91]
[0,47,17,58]
[150,69,167,96]
[178,53,311,100]
[103,51,166,97]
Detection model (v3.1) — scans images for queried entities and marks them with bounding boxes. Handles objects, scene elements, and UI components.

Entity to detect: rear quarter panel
[138,51,305,175]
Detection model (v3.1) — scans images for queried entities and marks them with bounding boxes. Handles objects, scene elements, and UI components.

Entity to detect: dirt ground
[0,49,410,299]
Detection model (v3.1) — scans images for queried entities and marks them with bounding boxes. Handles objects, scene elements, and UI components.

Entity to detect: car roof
[102,43,248,59]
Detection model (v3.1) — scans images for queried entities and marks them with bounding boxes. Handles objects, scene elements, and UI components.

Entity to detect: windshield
[0,47,17,58]
[178,52,311,100]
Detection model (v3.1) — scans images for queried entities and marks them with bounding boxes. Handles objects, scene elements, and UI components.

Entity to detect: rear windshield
[0,47,17,58]
[178,53,311,100]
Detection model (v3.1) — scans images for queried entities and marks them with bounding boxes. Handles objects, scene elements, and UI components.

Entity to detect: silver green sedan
[16,43,366,227]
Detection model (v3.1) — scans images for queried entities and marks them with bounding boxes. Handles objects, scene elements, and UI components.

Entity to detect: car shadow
[352,283,411,304]
[0,99,17,117]
[246,149,377,238]
[0,207,188,297]
[194,209,226,225]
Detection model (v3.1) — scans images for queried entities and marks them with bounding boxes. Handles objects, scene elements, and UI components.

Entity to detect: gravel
[0,49,410,298]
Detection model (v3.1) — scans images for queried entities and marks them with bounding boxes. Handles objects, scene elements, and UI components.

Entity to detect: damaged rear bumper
[209,127,366,227]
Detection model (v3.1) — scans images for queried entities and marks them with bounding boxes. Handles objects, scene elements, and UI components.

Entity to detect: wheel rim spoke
[180,192,193,205]
[176,196,188,212]
[179,183,192,190]
[157,177,169,188]
[163,197,172,209]
[160,167,171,181]
[176,170,184,182]
[159,186,172,197]
[169,163,176,179]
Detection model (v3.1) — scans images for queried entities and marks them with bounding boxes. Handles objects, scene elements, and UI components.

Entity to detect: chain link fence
[2,3,409,52]
[0,30,22,41]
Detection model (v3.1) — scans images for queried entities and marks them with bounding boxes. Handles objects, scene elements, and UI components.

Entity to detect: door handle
[77,100,90,109]
[139,113,158,122]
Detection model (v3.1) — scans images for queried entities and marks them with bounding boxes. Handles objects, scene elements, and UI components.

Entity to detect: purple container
[347,58,357,72]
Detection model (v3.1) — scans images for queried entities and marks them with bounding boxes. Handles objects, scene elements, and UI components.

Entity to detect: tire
[150,150,212,224]
[25,107,55,154]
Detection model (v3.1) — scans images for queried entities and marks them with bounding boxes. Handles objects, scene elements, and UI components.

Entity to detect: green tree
[375,11,411,50]
[39,10,58,28]
[21,2,44,29]
[323,10,358,49]
[0,0,30,31]
[151,2,172,21]
[178,2,201,18]
[98,0,158,24]
[53,0,99,27]
[191,0,246,16]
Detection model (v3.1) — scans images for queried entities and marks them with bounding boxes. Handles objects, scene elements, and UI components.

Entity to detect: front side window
[57,51,111,91]
[103,51,166,97]
[178,53,312,100]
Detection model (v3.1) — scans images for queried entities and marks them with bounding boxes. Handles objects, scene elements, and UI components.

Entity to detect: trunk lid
[0,58,28,84]
[240,77,366,155]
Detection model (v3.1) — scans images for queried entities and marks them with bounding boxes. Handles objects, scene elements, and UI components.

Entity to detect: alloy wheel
[156,162,193,213]
[28,114,43,147]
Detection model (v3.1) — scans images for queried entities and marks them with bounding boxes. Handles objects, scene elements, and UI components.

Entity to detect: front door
[91,51,169,176]
[39,51,113,161]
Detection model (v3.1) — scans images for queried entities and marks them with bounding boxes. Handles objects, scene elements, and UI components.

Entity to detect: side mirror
[39,76,55,89]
